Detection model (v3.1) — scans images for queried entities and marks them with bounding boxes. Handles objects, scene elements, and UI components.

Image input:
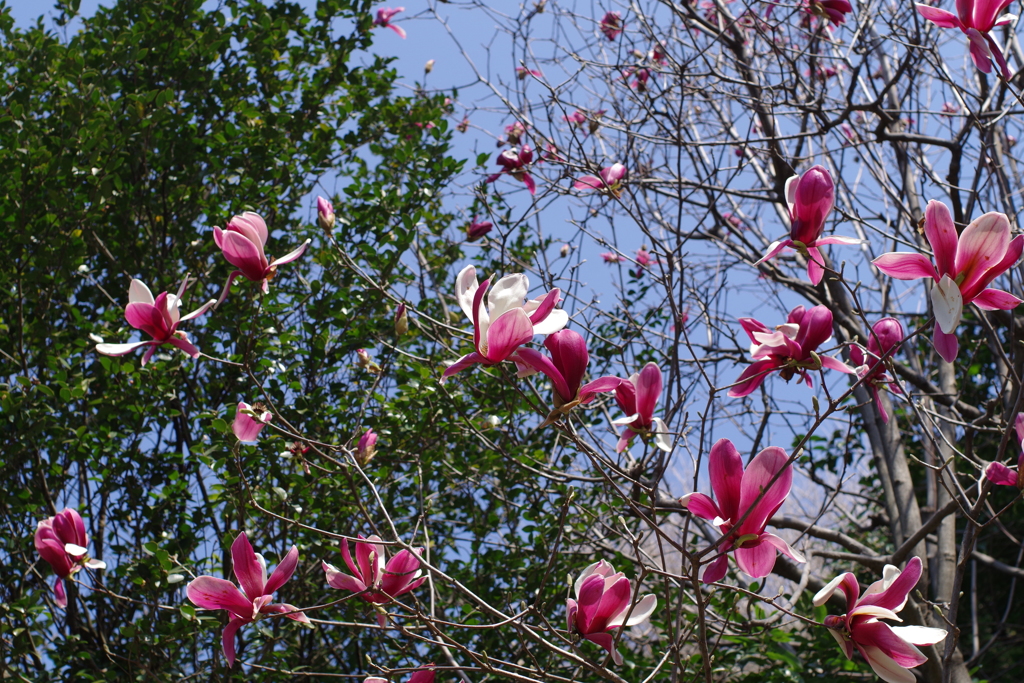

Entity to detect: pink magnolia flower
[366,666,435,683]
[485,146,537,195]
[850,318,904,423]
[95,277,215,365]
[600,11,624,40]
[186,532,310,667]
[635,248,656,268]
[574,163,627,198]
[373,7,406,39]
[232,402,272,442]
[35,508,106,608]
[729,304,854,397]
[679,439,805,583]
[757,166,859,285]
[623,67,652,91]
[984,413,1024,488]
[441,265,569,381]
[505,121,528,145]
[466,217,494,241]
[601,252,622,263]
[873,200,1023,362]
[566,560,657,665]
[587,362,672,453]
[317,196,335,232]
[214,212,310,304]
[323,535,427,627]
[356,428,378,466]
[516,66,543,79]
[563,110,588,126]
[813,557,947,683]
[512,329,607,425]
[805,0,853,24]
[917,0,1015,77]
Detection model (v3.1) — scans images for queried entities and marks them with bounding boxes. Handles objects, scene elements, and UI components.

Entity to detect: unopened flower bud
[356,428,378,466]
[424,59,435,74]
[356,349,382,375]
[395,303,409,335]
[317,196,335,233]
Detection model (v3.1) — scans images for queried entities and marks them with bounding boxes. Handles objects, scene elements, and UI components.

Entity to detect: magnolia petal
[634,363,662,425]
[737,446,792,536]
[728,358,780,397]
[261,602,312,623]
[545,329,589,397]
[222,618,245,668]
[167,335,201,359]
[220,229,269,281]
[923,200,958,276]
[230,212,269,246]
[890,625,947,646]
[322,561,367,592]
[526,288,560,326]
[268,240,311,269]
[455,265,479,322]
[651,417,672,452]
[756,239,791,265]
[967,28,995,73]
[575,573,609,634]
[125,302,171,341]
[127,279,155,305]
[915,4,962,27]
[813,571,859,607]
[53,577,68,608]
[855,621,929,668]
[523,172,537,195]
[583,631,621,664]
[573,175,604,190]
[932,322,959,363]
[956,211,1011,291]
[486,309,535,362]
[573,560,605,599]
[231,532,266,602]
[984,461,1019,486]
[806,246,825,285]
[611,412,641,426]
[388,23,407,38]
[532,308,569,336]
[859,556,922,612]
[85,558,106,569]
[487,273,529,320]
[579,375,624,400]
[513,347,572,402]
[440,352,487,382]
[95,341,152,357]
[264,545,299,596]
[701,554,729,584]
[679,492,722,522]
[972,287,1022,311]
[734,540,779,578]
[186,576,254,620]
[873,252,939,281]
[179,298,216,323]
[64,543,88,556]
[620,593,658,627]
[820,355,855,374]
[814,235,862,246]
[931,274,963,334]
[858,644,917,683]
[761,533,805,563]
[708,438,744,523]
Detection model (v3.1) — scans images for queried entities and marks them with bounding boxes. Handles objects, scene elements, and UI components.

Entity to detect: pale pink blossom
[601,252,622,263]
[232,402,272,442]
[323,535,427,627]
[566,560,657,665]
[34,508,106,608]
[756,166,859,285]
[680,439,804,583]
[984,414,1024,488]
[441,266,568,380]
[729,304,854,397]
[563,110,588,126]
[213,211,310,304]
[574,163,627,198]
[373,7,407,39]
[95,277,215,365]
[917,0,1015,77]
[187,532,310,667]
[873,200,1023,362]
[814,557,947,683]
[516,66,543,79]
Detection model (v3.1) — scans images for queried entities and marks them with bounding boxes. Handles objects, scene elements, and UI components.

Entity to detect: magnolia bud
[356,428,378,466]
[394,303,409,335]
[317,196,335,233]
[424,59,435,74]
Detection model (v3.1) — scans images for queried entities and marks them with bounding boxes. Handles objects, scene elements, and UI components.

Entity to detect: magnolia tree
[6,0,1024,681]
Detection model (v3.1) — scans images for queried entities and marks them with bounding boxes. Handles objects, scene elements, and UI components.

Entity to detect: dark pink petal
[734,539,779,578]
[187,576,255,620]
[757,239,792,265]
[523,173,537,195]
[125,302,172,341]
[227,212,269,246]
[739,317,772,344]
[220,230,269,282]
[355,537,383,586]
[972,288,1022,310]
[736,446,792,536]
[579,375,624,402]
[634,362,663,425]
[932,323,958,363]
[232,403,271,442]
[222,618,246,668]
[545,329,590,397]
[583,631,619,664]
[323,560,366,592]
[485,309,534,362]
[789,166,834,245]
[916,4,963,27]
[573,175,604,190]
[388,23,407,38]
[231,532,265,601]
[407,667,436,683]
[36,538,74,577]
[962,232,1024,301]
[514,348,572,403]
[380,549,423,595]
[873,253,939,281]
[574,573,607,634]
[614,377,637,416]
[679,492,722,522]
[760,533,805,563]
[440,352,487,382]
[528,288,561,327]
[708,438,744,522]
[820,355,855,373]
[873,387,890,423]
[53,577,67,608]
[701,554,729,584]
[566,597,578,631]
[586,574,631,633]
[795,305,833,355]
[860,557,922,612]
[968,28,995,73]
[973,0,1015,32]
[141,345,159,366]
[264,545,299,596]
[806,246,825,285]
[167,336,201,358]
[921,200,959,277]
[728,358,780,397]
[984,461,1018,486]
[854,621,928,668]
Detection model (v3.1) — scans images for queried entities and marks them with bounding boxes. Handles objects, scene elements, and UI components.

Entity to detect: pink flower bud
[317,196,335,233]
[395,303,409,335]
[356,428,378,466]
